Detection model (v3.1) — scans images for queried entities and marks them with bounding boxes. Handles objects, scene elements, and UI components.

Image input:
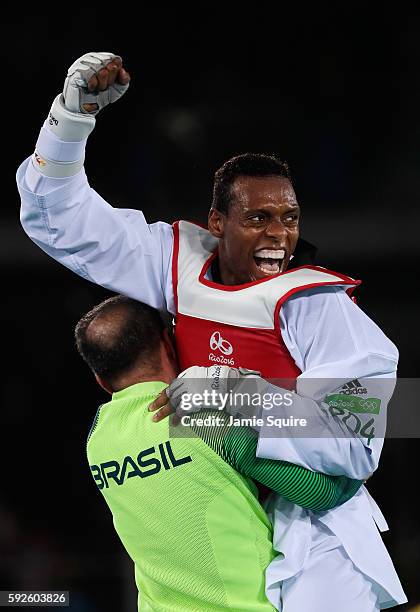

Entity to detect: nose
[265,218,287,241]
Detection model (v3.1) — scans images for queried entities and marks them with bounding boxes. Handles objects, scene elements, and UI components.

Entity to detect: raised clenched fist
[63,52,131,115]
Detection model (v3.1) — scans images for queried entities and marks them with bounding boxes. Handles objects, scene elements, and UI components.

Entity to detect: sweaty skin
[208,175,300,285]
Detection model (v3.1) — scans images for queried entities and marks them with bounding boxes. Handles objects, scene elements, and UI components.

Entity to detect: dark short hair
[212,153,292,215]
[75,295,165,383]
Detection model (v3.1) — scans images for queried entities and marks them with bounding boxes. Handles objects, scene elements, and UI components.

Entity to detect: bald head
[75,296,166,388]
[85,305,131,350]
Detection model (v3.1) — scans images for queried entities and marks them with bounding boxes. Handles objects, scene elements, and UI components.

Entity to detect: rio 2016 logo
[209,331,234,365]
[210,331,233,355]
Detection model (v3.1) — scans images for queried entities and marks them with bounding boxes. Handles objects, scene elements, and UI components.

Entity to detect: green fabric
[87,382,276,611]
[192,415,362,510]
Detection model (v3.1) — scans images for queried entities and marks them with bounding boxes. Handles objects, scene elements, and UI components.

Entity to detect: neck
[112,368,174,393]
[212,254,239,285]
[210,257,223,283]
[211,252,246,286]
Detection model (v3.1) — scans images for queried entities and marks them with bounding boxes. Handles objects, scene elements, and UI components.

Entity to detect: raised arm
[17,52,174,314]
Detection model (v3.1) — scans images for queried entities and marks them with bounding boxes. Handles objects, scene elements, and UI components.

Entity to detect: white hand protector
[35,52,130,177]
[63,52,129,115]
[47,52,130,142]
[166,365,231,414]
[165,365,266,419]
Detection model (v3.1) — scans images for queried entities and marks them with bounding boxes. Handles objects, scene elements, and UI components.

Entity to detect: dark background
[2,10,419,611]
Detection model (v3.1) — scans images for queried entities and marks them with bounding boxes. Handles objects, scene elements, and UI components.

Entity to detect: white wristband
[31,151,84,178]
[47,93,96,142]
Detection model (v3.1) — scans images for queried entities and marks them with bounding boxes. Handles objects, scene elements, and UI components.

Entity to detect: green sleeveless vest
[87,381,276,611]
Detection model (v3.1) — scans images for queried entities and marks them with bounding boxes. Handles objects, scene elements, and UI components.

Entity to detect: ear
[94,373,113,395]
[208,208,226,238]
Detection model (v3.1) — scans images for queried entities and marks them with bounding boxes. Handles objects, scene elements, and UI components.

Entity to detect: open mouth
[253,249,286,275]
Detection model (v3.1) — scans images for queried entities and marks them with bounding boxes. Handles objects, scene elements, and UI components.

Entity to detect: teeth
[259,261,280,274]
[254,249,285,259]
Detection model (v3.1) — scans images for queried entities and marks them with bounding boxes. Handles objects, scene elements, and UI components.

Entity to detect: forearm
[23,122,87,195]
[256,376,391,480]
[225,429,362,511]
[268,287,399,479]
[17,123,175,313]
[191,415,362,511]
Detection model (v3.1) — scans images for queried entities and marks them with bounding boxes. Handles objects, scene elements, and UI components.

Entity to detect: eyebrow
[244,205,300,214]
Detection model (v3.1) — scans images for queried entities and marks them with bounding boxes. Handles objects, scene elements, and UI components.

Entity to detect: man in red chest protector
[149,156,405,612]
[168,157,356,380]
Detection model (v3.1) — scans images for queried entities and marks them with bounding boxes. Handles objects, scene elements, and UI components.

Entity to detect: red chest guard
[172,221,358,384]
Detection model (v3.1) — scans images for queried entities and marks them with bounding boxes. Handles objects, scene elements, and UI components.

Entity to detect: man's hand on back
[148,365,264,423]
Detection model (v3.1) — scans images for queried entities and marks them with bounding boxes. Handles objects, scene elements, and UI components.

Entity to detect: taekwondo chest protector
[172,221,359,381]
